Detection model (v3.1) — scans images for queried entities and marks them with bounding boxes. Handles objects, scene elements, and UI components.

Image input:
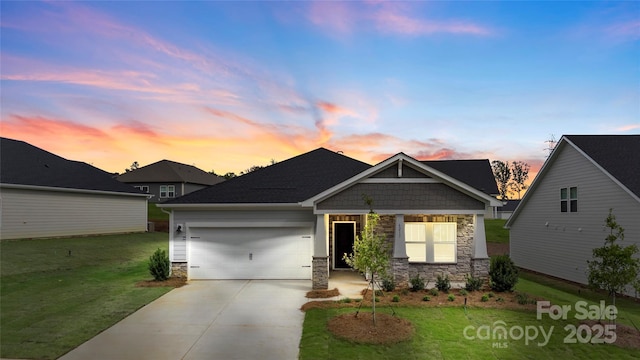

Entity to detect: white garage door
[188,227,313,279]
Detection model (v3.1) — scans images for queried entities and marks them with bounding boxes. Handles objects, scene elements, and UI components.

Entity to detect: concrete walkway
[58,280,309,360]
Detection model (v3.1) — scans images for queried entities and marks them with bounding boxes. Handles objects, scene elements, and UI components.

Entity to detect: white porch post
[393,214,407,257]
[473,214,489,258]
[313,214,328,257]
[312,214,329,289]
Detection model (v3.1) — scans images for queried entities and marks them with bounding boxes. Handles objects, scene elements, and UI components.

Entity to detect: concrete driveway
[59,280,309,360]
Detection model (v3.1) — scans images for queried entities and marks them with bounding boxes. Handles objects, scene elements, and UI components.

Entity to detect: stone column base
[312,256,329,290]
[171,262,188,278]
[391,257,410,288]
[471,258,490,280]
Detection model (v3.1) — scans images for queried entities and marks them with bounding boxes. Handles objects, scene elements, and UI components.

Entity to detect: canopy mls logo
[463,300,618,348]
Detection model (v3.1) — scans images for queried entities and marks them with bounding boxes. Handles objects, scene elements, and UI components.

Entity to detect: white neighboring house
[506,135,640,297]
[0,138,149,240]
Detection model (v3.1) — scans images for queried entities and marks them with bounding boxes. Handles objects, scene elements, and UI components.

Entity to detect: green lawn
[300,306,638,360]
[0,232,173,360]
[485,219,509,244]
[300,270,640,360]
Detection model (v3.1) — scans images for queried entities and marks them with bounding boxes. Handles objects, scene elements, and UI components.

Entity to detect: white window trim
[405,222,457,264]
[160,185,175,198]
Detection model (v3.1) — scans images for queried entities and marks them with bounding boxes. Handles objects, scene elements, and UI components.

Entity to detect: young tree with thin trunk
[587,209,640,321]
[509,161,530,200]
[343,195,390,325]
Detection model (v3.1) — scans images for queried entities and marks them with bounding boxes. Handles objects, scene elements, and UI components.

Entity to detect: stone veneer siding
[171,262,188,278]
[312,257,329,289]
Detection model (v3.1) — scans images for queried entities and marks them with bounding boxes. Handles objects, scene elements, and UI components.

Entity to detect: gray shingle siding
[317,183,485,210]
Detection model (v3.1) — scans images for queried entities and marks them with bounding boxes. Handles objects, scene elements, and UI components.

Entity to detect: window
[160,185,175,198]
[560,187,577,212]
[135,185,149,193]
[405,222,457,263]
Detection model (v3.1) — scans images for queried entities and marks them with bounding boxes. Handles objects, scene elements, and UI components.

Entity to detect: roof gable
[117,160,224,185]
[162,148,371,204]
[506,134,640,227]
[0,137,145,195]
[303,153,502,208]
[422,159,499,196]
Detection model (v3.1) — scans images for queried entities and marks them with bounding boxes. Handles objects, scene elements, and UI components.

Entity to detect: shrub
[409,274,425,292]
[422,295,431,301]
[429,288,439,296]
[459,289,468,297]
[341,297,352,303]
[148,248,170,281]
[489,255,519,292]
[496,297,505,303]
[465,275,484,292]
[392,295,400,302]
[515,292,536,305]
[481,294,489,302]
[381,276,396,292]
[447,294,455,302]
[374,290,383,297]
[435,274,451,293]
[487,292,495,298]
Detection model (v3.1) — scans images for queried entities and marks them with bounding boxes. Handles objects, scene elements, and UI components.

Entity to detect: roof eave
[0,183,150,198]
[156,202,304,210]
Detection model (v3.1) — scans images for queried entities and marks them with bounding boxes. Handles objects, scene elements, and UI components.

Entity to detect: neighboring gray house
[506,135,640,296]
[158,148,501,289]
[496,200,520,220]
[117,160,224,203]
[0,137,149,240]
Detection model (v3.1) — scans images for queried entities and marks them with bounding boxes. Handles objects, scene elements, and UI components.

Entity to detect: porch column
[312,214,329,289]
[471,213,490,280]
[392,214,409,288]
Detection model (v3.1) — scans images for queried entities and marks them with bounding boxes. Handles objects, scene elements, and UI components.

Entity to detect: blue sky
[1,1,638,178]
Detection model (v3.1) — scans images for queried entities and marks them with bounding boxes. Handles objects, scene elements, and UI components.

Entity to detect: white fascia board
[301,153,502,207]
[313,208,488,215]
[156,202,303,210]
[0,183,149,198]
[187,221,314,228]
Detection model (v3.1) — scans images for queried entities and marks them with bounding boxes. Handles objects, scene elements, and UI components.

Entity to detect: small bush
[381,277,396,292]
[481,294,489,302]
[429,288,439,296]
[459,289,468,297]
[435,274,451,293]
[341,297,352,303]
[496,297,505,303]
[422,295,431,301]
[487,292,495,298]
[515,292,536,305]
[148,248,170,281]
[447,294,455,302]
[409,274,425,292]
[374,290,383,297]
[375,297,380,302]
[392,295,400,302]
[489,255,519,292]
[465,275,483,292]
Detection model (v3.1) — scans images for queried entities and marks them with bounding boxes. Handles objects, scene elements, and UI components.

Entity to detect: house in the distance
[506,135,640,296]
[117,160,224,203]
[496,200,520,220]
[0,137,149,240]
[158,148,501,289]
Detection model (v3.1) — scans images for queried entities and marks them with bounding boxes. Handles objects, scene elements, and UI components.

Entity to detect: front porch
[311,213,490,290]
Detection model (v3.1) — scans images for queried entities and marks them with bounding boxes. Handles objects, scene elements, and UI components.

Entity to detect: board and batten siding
[509,145,640,292]
[169,209,315,262]
[0,187,147,240]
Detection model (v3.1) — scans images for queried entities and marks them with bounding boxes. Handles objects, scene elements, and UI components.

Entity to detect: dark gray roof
[565,135,640,197]
[498,200,521,212]
[422,159,499,196]
[0,137,145,195]
[164,148,371,204]
[117,160,224,185]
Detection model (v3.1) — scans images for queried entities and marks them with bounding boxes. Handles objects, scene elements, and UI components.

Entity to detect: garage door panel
[189,227,312,280]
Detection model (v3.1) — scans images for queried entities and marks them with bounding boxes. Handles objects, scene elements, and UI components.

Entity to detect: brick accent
[312,257,329,289]
[171,262,187,278]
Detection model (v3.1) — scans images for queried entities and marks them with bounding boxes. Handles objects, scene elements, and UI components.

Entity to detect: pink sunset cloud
[304,1,493,37]
[606,20,640,41]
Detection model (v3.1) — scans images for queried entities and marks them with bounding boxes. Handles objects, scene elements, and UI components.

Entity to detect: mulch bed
[328,312,415,344]
[306,288,340,298]
[135,277,187,288]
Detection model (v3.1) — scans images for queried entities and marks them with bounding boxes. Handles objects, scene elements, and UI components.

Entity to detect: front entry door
[334,222,355,269]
